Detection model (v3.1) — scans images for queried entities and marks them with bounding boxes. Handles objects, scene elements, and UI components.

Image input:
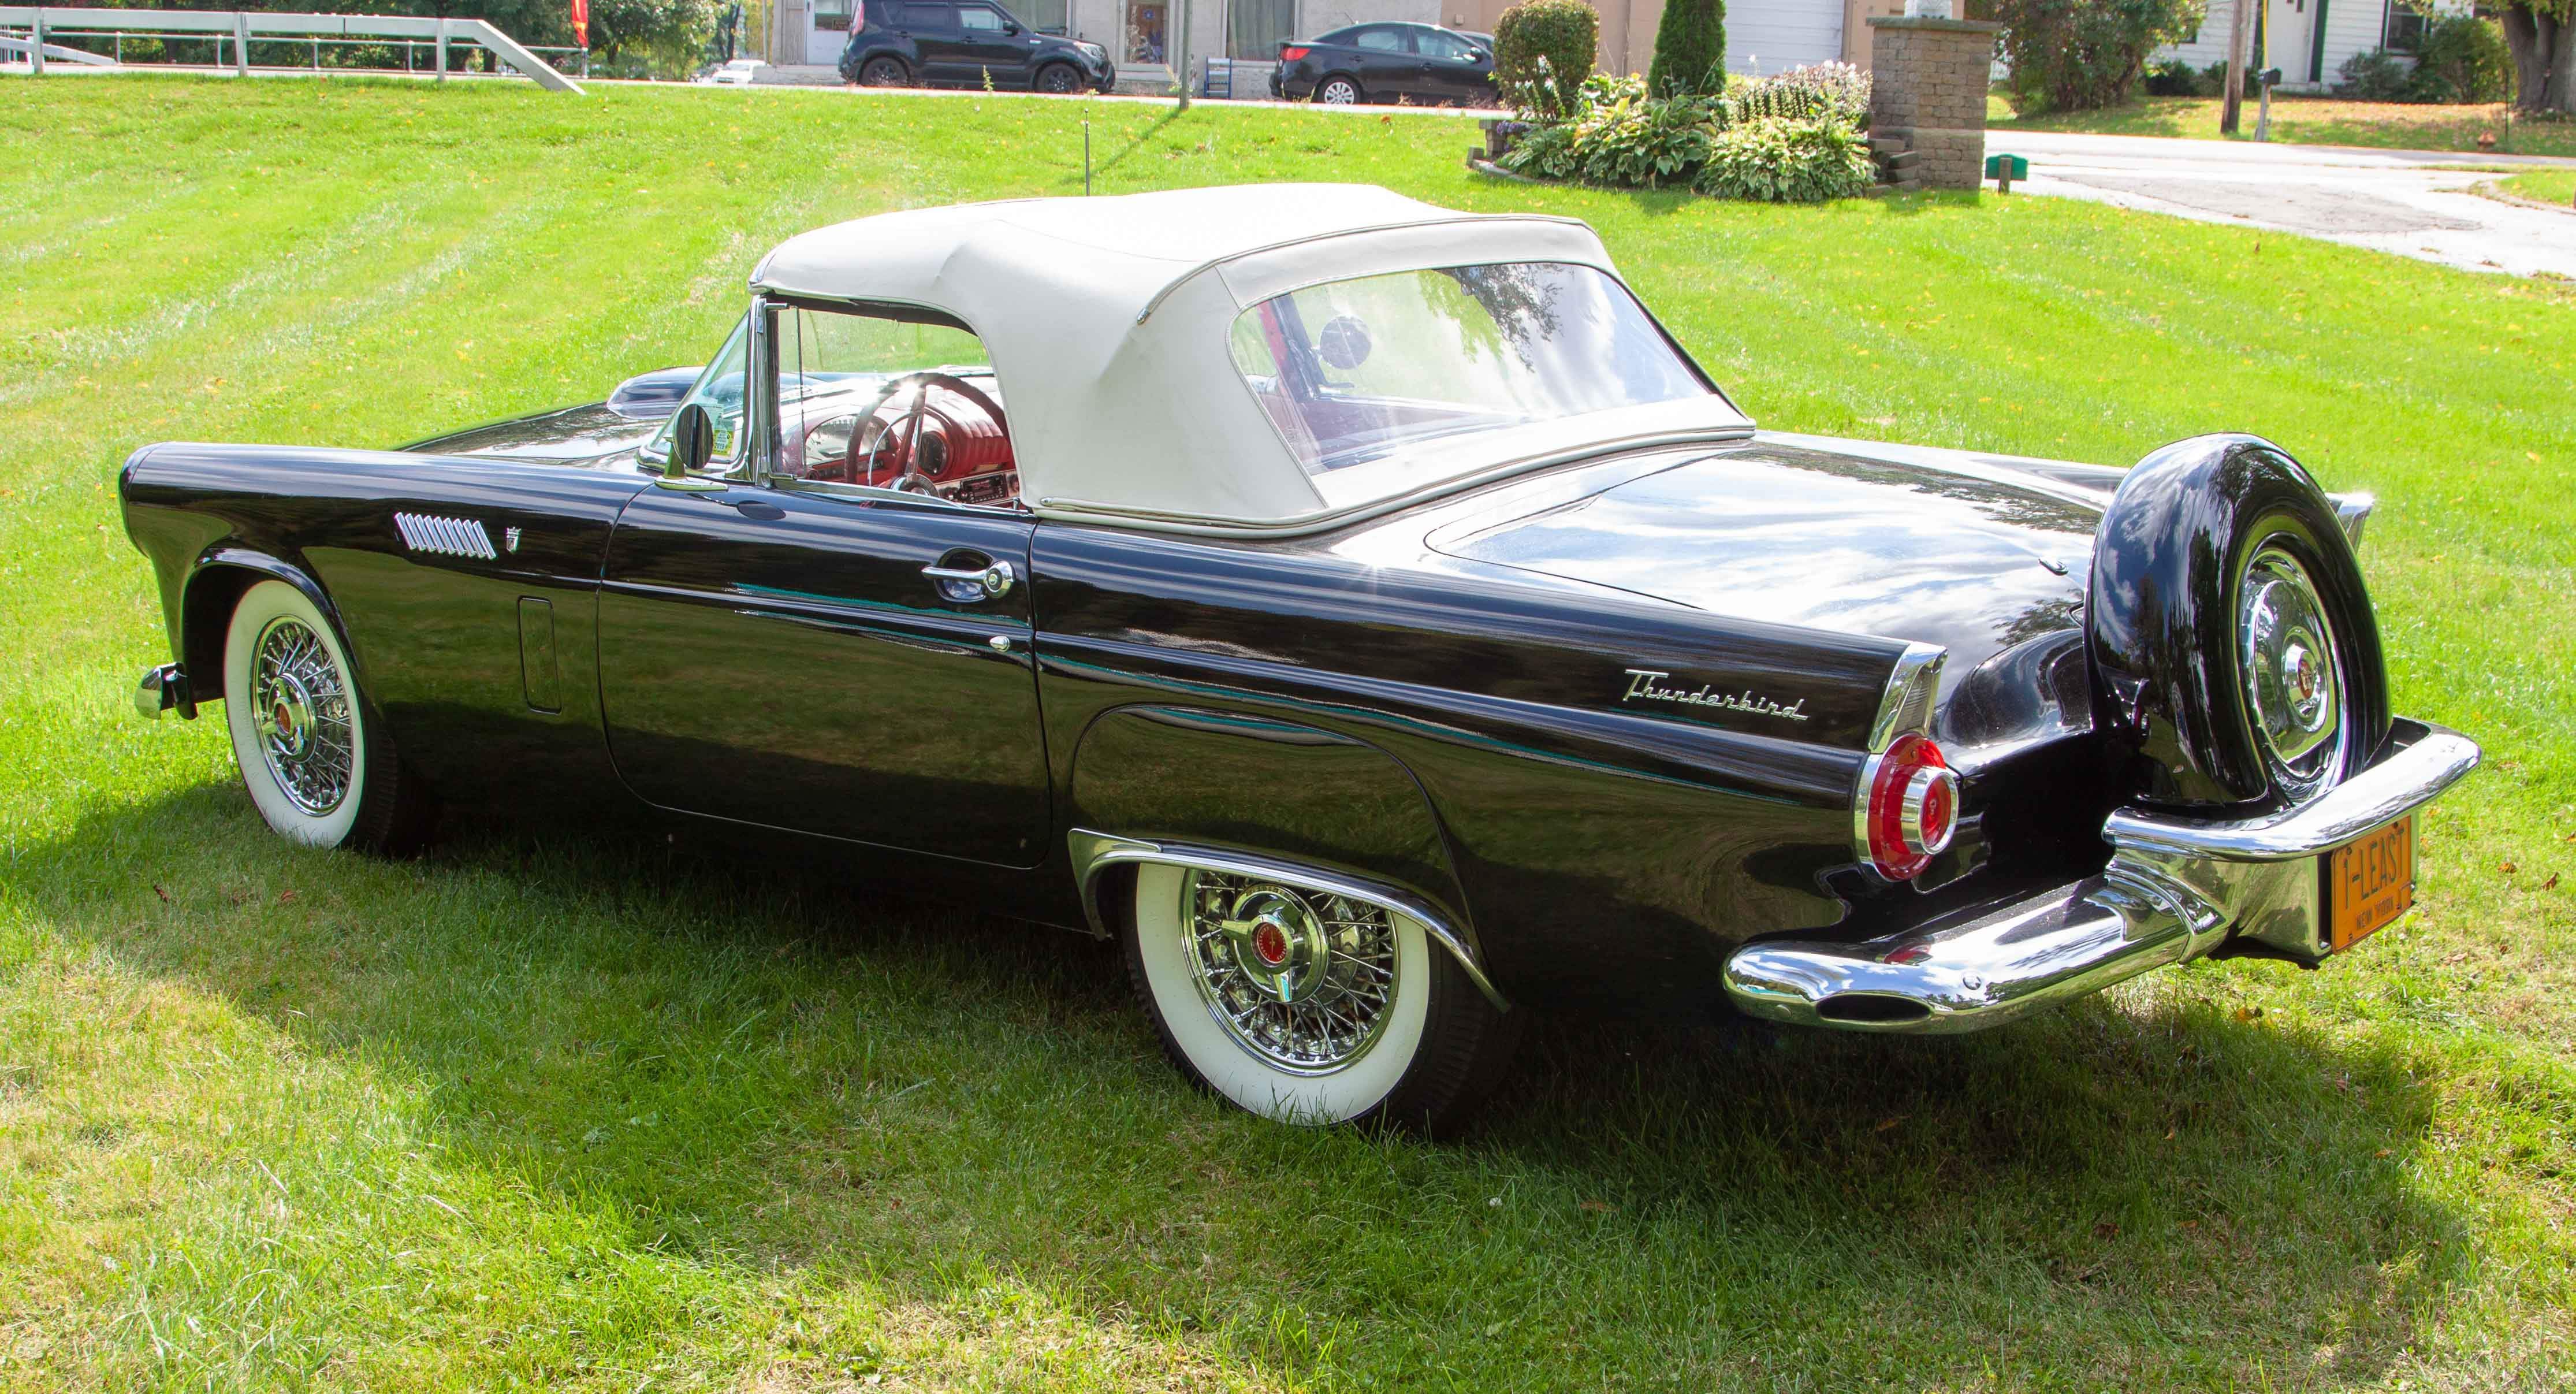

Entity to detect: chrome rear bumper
[1723,718,2480,1034]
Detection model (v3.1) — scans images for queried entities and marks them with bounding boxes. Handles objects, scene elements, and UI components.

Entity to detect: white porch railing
[0,7,585,92]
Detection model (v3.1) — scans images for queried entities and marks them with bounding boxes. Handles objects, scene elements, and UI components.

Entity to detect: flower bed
[1492,62,1878,203]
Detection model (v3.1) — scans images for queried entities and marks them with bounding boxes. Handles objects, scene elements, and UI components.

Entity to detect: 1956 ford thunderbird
[120,184,2480,1132]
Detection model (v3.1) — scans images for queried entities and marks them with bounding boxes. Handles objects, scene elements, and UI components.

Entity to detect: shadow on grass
[24,779,2480,1385]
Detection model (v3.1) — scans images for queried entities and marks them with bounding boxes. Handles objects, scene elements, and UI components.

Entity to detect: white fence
[0,7,585,91]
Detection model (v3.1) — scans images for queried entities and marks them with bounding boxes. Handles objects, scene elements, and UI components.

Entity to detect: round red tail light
[1859,733,1957,881]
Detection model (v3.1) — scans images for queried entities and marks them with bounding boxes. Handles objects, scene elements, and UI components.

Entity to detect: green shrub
[1497,120,1584,179]
[1647,0,1728,96]
[1495,0,1599,116]
[2336,46,2416,99]
[2335,19,2510,104]
[1997,0,2209,112]
[1696,116,1875,202]
[1570,89,1715,185]
[1494,61,1873,200]
[2411,14,2513,102]
[2143,57,2201,95]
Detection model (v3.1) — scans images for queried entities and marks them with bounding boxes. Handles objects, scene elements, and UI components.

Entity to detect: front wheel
[1316,75,1363,105]
[1123,864,1517,1133]
[222,579,433,853]
[1034,61,1082,93]
[859,56,910,87]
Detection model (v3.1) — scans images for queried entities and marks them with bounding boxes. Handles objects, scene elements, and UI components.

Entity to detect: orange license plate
[2328,816,2416,953]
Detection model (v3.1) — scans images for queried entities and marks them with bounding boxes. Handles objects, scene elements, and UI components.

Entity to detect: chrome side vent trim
[395,512,498,560]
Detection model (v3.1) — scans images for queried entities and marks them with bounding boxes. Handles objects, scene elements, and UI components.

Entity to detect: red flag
[570,0,588,46]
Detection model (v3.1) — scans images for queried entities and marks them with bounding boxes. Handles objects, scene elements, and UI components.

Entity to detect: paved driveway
[1990,131,2576,278]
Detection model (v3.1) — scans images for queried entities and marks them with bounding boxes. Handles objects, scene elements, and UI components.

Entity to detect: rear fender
[1065,704,1499,1002]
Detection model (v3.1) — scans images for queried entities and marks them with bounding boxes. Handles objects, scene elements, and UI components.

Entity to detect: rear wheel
[1316,75,1363,104]
[1035,61,1082,93]
[1122,864,1517,1133]
[222,580,432,853]
[859,55,910,87]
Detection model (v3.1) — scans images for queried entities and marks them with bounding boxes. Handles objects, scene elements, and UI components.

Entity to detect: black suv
[1271,22,1494,106]
[839,1,1115,93]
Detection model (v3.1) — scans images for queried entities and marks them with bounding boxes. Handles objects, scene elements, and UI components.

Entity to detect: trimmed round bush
[1495,0,1599,116]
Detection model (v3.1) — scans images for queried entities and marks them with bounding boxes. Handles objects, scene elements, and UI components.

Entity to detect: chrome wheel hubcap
[2239,543,2346,804]
[1182,871,1397,1074]
[251,616,353,816]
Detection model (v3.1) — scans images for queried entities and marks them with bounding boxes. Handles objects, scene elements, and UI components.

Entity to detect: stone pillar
[1866,16,2002,192]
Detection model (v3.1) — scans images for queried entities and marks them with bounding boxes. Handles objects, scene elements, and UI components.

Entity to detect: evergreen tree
[1646,0,1725,96]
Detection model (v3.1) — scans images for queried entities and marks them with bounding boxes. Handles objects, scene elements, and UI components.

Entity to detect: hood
[1424,432,2112,756]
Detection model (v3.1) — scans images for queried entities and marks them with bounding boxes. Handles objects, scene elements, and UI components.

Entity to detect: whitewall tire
[1123,863,1518,1132]
[221,579,430,853]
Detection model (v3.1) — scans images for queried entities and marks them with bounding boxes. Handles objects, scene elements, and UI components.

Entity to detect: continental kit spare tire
[2086,434,2390,813]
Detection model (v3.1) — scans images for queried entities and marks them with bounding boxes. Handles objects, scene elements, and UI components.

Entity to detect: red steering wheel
[847,371,1008,492]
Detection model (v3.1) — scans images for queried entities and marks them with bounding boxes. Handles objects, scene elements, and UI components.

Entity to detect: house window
[1125,0,1167,64]
[1227,0,1293,58]
[815,0,854,30]
[2383,0,2428,50]
[1010,0,1067,31]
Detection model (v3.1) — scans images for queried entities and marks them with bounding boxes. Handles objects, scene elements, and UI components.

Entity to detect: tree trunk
[2503,5,2575,113]
[2547,11,2575,113]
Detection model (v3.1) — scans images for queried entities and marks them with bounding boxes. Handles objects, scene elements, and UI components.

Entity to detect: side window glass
[959,6,1006,31]
[774,307,1020,508]
[1353,27,1403,50]
[1423,32,1468,60]
[901,2,956,29]
[648,315,751,471]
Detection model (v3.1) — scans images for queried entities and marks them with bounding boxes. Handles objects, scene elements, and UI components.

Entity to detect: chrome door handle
[922,557,1015,599]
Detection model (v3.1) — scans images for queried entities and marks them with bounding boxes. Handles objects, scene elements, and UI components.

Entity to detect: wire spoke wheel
[249,615,355,817]
[1181,871,1399,1075]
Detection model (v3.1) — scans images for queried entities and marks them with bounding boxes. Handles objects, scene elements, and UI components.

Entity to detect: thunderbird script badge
[1621,668,1810,722]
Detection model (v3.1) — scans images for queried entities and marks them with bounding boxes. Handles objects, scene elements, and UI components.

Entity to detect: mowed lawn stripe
[1,76,2570,1391]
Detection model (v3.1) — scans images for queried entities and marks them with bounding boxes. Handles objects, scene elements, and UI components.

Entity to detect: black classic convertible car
[121,185,2478,1132]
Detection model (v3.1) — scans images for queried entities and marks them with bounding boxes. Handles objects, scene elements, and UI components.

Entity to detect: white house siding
[2154,0,2468,91]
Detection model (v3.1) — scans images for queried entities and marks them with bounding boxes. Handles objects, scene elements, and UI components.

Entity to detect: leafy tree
[1994,0,2207,112]
[1646,0,1725,97]
[2492,0,2574,112]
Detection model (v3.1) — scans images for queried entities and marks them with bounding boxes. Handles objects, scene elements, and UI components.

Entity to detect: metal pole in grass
[2221,0,2250,135]
[234,11,249,76]
[29,11,44,75]
[437,17,448,82]
[1084,120,1093,194]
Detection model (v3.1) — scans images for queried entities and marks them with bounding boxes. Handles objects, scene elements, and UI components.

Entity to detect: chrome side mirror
[657,403,728,492]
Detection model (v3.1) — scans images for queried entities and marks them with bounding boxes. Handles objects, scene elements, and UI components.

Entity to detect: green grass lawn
[2494,167,2576,206]
[1987,91,2576,158]
[4,76,2574,1391]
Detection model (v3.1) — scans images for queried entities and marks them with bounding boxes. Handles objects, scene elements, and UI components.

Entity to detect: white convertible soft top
[750,184,1750,531]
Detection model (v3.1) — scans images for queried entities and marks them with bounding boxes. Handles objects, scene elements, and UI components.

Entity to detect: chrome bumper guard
[134,662,192,720]
[1723,719,2480,1034]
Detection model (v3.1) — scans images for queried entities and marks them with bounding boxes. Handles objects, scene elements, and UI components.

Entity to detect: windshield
[1224,263,1713,481]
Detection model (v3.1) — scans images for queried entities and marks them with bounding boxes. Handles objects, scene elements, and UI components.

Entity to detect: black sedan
[1271,21,1494,106]
[837,0,1114,93]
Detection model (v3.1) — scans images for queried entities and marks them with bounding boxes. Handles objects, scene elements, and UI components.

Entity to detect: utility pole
[2220,0,2251,134]
[1174,0,1192,107]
